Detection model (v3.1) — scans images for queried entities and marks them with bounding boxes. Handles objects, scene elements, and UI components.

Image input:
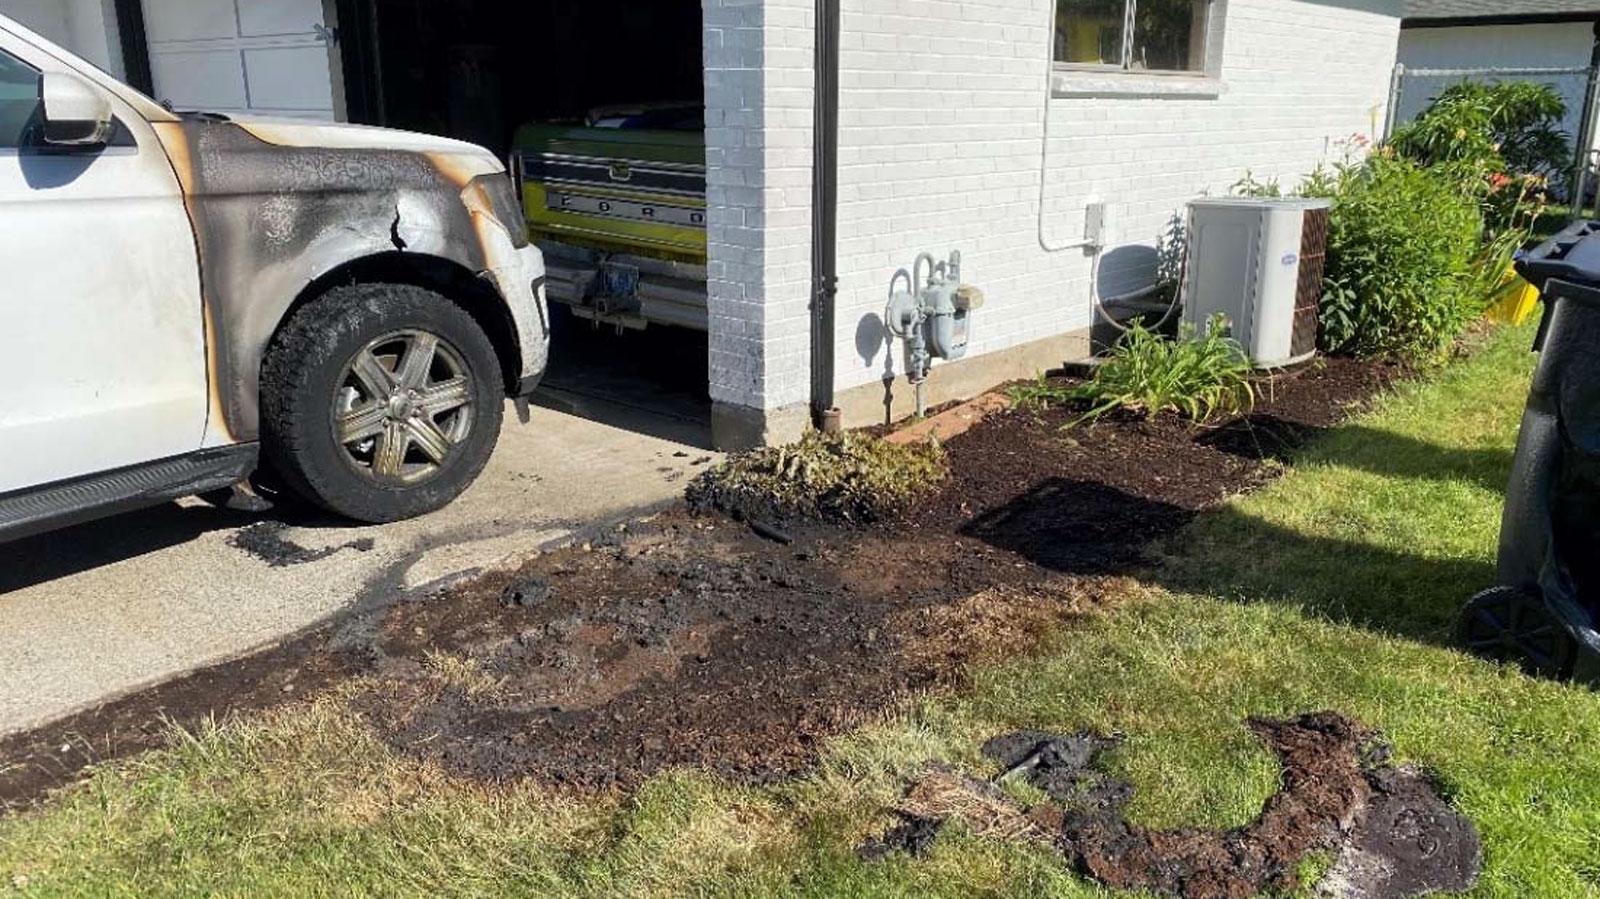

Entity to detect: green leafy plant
[1005,374,1072,413]
[1390,80,1571,182]
[1390,81,1567,234]
[1481,169,1551,241]
[1231,171,1283,198]
[686,431,947,524]
[1067,314,1256,425]
[1459,223,1538,321]
[1309,153,1486,357]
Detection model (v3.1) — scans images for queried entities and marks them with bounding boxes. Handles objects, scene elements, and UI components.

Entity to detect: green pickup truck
[512,106,708,331]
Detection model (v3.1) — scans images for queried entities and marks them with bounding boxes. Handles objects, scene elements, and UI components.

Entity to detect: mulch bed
[906,356,1403,574]
[0,355,1404,808]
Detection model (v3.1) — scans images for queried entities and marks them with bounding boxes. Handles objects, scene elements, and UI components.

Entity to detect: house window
[1055,0,1212,74]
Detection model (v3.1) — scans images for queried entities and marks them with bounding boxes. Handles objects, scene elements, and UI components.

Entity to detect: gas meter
[886,250,985,416]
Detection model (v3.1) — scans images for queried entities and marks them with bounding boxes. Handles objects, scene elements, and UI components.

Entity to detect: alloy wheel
[332,329,476,486]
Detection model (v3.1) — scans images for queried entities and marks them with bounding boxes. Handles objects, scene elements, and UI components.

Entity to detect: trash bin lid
[1519,221,1600,288]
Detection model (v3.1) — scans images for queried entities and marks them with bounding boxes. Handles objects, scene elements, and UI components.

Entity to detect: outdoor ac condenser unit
[1183,197,1331,368]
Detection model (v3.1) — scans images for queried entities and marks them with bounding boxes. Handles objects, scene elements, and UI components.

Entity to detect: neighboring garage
[138,0,342,121]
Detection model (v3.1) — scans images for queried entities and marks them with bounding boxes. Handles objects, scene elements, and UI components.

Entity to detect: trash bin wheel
[1458,586,1577,679]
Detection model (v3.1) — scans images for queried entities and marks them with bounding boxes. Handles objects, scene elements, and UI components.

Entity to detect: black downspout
[111,0,153,95]
[810,0,842,432]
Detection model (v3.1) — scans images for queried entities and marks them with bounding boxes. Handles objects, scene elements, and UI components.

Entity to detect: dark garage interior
[353,0,705,157]
[336,0,715,445]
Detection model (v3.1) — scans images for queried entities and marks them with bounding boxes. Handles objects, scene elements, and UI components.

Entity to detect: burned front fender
[453,168,551,393]
[152,119,548,446]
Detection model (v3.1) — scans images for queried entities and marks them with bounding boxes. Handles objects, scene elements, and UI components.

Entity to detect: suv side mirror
[40,71,113,148]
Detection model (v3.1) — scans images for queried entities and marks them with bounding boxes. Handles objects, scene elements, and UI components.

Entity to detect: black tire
[1458,586,1578,680]
[260,283,504,523]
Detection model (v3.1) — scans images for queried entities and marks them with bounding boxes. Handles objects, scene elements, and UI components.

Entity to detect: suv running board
[0,445,258,544]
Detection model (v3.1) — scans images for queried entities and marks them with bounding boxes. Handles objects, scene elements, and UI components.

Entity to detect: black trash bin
[1459,220,1600,683]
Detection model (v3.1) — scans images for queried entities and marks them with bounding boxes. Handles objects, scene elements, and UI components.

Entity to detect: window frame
[1053,0,1218,79]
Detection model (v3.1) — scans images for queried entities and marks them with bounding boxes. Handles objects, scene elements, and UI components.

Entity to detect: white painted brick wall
[706,0,1401,416]
[819,0,1402,398]
[703,0,819,412]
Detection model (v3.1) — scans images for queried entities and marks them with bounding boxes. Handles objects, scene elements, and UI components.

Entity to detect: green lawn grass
[4,321,1599,898]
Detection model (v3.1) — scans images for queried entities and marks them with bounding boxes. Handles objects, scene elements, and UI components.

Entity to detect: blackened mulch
[0,354,1404,808]
[354,516,1096,788]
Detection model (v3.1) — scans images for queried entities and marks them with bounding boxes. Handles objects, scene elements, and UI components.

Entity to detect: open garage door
[140,0,341,119]
[346,0,714,443]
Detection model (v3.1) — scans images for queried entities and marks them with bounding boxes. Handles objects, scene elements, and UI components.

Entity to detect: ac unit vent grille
[1292,206,1330,358]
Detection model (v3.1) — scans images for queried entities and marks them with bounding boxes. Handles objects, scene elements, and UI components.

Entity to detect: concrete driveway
[0,400,715,735]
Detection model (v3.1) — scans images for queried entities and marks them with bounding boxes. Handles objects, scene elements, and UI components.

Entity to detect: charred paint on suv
[154,118,550,445]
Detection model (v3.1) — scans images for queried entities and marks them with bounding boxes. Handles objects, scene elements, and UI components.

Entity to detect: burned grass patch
[864,713,1480,899]
[0,514,1117,808]
[0,631,364,811]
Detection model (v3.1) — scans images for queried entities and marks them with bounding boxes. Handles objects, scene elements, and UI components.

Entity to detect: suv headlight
[468,173,530,249]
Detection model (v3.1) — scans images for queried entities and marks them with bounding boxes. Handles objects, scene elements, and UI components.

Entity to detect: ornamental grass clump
[1068,315,1256,426]
[687,431,948,525]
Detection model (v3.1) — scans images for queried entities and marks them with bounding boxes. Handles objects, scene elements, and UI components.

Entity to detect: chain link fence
[1383,63,1600,217]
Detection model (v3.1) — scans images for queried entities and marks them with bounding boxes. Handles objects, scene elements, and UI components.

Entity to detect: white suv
[0,16,550,541]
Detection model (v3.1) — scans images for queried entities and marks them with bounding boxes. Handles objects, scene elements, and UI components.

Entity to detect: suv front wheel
[260,283,505,523]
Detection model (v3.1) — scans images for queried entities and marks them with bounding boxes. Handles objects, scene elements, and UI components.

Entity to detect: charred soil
[358,520,1109,786]
[1,355,1400,807]
[865,713,1480,899]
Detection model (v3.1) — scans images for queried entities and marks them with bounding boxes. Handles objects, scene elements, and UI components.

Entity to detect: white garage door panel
[143,0,337,120]
[150,50,247,110]
[244,46,335,111]
[0,0,70,47]
[239,0,326,38]
[142,0,237,43]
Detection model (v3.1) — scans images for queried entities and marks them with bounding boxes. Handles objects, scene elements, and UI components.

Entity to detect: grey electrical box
[1184,197,1330,368]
